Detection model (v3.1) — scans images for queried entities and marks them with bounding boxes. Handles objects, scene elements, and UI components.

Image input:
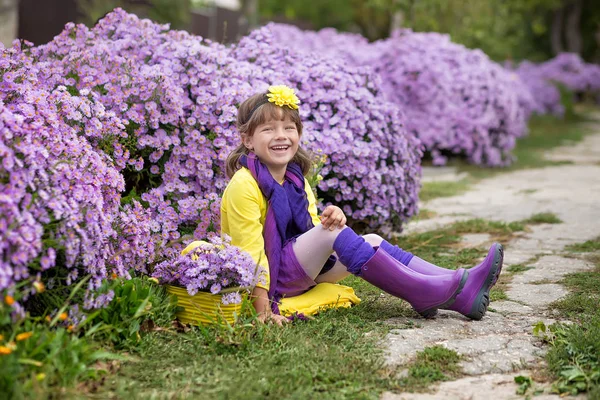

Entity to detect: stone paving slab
[507,283,569,308]
[511,256,594,285]
[420,165,600,228]
[383,312,553,374]
[460,233,492,248]
[491,301,535,316]
[381,373,575,400]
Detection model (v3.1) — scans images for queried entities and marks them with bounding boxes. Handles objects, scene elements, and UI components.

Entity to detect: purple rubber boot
[360,247,469,318]
[406,243,504,320]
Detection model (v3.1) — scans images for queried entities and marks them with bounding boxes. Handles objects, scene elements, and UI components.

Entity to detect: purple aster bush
[30,10,257,255]
[152,234,259,305]
[541,53,600,93]
[512,53,600,116]
[366,30,531,166]
[269,24,532,167]
[232,25,423,231]
[0,43,125,314]
[511,60,564,115]
[32,10,421,234]
[267,23,377,65]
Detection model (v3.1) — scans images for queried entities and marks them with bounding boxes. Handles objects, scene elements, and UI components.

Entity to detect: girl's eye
[285,126,296,130]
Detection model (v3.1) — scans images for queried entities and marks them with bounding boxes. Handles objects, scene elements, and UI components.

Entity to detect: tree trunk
[241,0,258,29]
[389,10,404,35]
[565,0,583,54]
[550,6,565,55]
[0,0,19,47]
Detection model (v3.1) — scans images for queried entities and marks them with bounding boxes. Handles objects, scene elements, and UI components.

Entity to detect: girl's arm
[250,286,288,326]
[222,171,287,324]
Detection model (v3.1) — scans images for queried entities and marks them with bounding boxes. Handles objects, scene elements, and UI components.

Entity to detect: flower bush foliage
[513,53,600,116]
[268,23,533,166]
[1,8,423,318]
[375,30,533,166]
[0,42,125,316]
[35,9,422,230]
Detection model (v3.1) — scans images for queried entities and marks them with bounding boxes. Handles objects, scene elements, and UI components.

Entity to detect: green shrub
[84,275,178,348]
[0,315,119,398]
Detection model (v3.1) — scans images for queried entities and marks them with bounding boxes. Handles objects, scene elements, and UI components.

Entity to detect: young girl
[221,85,503,325]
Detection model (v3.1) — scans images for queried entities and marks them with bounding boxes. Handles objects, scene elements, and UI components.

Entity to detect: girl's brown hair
[225,91,314,178]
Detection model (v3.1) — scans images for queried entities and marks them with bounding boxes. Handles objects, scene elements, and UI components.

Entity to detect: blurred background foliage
[256,0,600,62]
[77,0,191,29]
[73,0,600,63]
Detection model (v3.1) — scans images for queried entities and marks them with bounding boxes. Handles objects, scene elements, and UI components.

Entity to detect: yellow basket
[166,285,243,326]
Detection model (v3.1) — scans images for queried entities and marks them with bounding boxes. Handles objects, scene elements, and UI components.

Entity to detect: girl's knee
[362,233,383,247]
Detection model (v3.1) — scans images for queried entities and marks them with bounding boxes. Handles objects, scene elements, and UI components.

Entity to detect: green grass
[518,188,538,195]
[522,212,563,225]
[489,288,508,302]
[510,114,592,168]
[540,238,600,396]
[506,264,533,274]
[565,237,600,253]
[550,266,600,321]
[419,180,473,202]
[397,346,462,392]
[88,284,418,399]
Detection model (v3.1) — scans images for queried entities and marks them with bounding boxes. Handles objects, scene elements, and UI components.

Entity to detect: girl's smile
[243,117,300,181]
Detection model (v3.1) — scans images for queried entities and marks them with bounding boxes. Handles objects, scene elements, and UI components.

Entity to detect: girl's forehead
[260,115,295,124]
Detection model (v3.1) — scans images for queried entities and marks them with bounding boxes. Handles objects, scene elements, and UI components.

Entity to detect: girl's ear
[242,134,253,150]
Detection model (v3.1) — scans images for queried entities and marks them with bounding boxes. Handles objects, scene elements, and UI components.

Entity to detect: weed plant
[536,237,600,396]
[398,346,462,391]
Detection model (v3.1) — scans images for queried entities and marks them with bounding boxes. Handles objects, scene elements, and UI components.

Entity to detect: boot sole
[465,244,504,320]
[418,269,469,319]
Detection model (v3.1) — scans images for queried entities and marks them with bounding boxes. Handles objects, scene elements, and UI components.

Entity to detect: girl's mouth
[270,145,290,152]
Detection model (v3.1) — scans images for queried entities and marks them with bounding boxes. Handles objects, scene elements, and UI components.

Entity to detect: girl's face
[243,116,300,175]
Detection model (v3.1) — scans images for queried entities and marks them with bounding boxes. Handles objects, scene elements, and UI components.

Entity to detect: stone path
[382,122,600,399]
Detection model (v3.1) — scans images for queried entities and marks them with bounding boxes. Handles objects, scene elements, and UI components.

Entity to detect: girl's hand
[320,205,347,231]
[257,311,289,326]
[251,286,288,326]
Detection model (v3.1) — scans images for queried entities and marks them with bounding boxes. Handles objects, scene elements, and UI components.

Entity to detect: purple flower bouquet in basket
[152,235,261,325]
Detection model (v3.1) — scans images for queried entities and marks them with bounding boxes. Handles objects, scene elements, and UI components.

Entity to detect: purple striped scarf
[239,153,314,313]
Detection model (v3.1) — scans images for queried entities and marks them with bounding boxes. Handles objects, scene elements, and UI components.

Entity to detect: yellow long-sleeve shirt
[220,167,321,290]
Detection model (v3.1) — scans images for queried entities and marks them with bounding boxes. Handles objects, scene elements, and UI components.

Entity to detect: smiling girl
[221,85,503,325]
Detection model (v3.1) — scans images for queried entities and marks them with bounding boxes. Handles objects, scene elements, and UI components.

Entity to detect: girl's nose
[275,127,286,138]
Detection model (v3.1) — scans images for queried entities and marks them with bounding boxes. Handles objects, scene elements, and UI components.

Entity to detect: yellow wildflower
[0,346,11,355]
[16,332,33,341]
[58,312,68,321]
[266,85,300,110]
[4,295,15,306]
[67,325,74,332]
[33,281,45,293]
[148,277,159,284]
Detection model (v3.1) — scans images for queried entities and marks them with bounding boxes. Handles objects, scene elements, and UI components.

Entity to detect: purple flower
[152,236,258,305]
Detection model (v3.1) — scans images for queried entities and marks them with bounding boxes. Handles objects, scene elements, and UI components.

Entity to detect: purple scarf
[239,153,315,313]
